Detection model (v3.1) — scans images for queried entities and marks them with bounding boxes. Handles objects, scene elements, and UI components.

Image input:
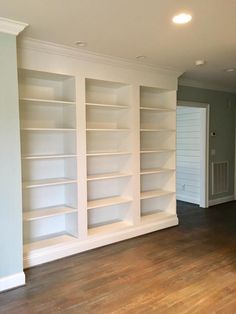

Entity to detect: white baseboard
[0,272,25,292]
[208,195,235,207]
[177,194,200,205]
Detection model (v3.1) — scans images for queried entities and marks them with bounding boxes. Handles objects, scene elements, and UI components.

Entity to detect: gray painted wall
[0,33,23,277]
[178,85,236,201]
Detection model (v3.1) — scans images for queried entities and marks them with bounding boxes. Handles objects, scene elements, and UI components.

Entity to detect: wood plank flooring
[0,201,236,313]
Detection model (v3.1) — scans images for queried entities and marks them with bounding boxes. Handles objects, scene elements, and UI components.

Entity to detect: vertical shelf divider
[76,76,88,240]
[130,84,141,225]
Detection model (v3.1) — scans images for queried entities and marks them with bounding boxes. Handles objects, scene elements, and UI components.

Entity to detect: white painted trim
[24,215,178,268]
[0,18,28,36]
[206,104,210,208]
[208,195,235,207]
[234,92,236,201]
[177,101,209,208]
[179,78,236,94]
[177,194,199,205]
[19,37,182,78]
[0,272,25,292]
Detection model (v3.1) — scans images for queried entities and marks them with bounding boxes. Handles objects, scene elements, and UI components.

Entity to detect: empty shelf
[140,106,175,112]
[87,151,131,157]
[24,233,78,254]
[23,205,77,221]
[140,168,174,175]
[86,102,128,109]
[141,211,175,223]
[20,98,76,105]
[140,149,175,154]
[88,220,131,236]
[140,128,175,132]
[86,128,130,132]
[22,154,77,160]
[87,172,132,181]
[21,128,76,132]
[23,177,77,188]
[141,189,174,200]
[87,196,132,210]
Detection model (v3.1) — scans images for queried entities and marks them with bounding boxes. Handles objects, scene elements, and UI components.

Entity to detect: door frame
[177,100,210,208]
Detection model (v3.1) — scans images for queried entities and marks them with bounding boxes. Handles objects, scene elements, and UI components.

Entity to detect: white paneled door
[176,103,209,207]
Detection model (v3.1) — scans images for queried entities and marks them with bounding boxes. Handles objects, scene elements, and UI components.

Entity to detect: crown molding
[179,77,236,94]
[0,17,28,36]
[19,37,183,78]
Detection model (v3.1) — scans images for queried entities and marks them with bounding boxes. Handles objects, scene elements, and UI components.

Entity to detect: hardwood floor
[1,201,236,313]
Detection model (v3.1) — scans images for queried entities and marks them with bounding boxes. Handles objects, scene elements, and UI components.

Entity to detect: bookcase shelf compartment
[88,203,132,236]
[18,69,76,102]
[140,85,176,225]
[23,205,77,221]
[141,193,176,218]
[19,69,78,252]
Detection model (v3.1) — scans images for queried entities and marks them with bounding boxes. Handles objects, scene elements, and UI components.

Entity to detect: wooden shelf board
[140,189,174,200]
[23,177,77,189]
[87,151,131,157]
[86,128,130,132]
[141,211,175,223]
[87,196,132,210]
[20,97,76,105]
[140,149,175,154]
[87,172,132,181]
[140,128,175,132]
[22,154,77,160]
[86,102,128,109]
[24,233,78,254]
[141,209,163,216]
[140,168,174,175]
[23,205,77,221]
[140,106,175,112]
[21,128,76,132]
[88,220,131,236]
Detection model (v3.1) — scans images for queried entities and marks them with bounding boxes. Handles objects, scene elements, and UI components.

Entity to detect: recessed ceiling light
[75,41,87,47]
[172,13,192,24]
[225,68,235,72]
[195,60,206,66]
[136,55,146,60]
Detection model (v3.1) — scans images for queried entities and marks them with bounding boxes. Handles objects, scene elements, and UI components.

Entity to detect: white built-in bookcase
[18,54,178,267]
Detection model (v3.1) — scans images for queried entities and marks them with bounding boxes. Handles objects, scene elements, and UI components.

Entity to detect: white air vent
[212,161,229,195]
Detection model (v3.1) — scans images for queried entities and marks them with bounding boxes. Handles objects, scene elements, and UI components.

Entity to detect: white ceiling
[1,0,236,90]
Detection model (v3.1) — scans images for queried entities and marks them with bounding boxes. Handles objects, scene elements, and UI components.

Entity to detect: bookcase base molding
[24,214,178,268]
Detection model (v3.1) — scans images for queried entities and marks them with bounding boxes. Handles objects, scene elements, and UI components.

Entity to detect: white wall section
[176,106,202,205]
[0,31,25,289]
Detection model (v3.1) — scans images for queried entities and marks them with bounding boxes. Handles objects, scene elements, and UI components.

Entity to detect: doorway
[177,101,209,208]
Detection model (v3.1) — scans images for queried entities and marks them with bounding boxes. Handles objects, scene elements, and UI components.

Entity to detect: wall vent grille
[212,161,229,195]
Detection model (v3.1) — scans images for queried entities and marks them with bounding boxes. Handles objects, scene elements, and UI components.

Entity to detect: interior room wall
[178,85,236,203]
[0,33,23,279]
